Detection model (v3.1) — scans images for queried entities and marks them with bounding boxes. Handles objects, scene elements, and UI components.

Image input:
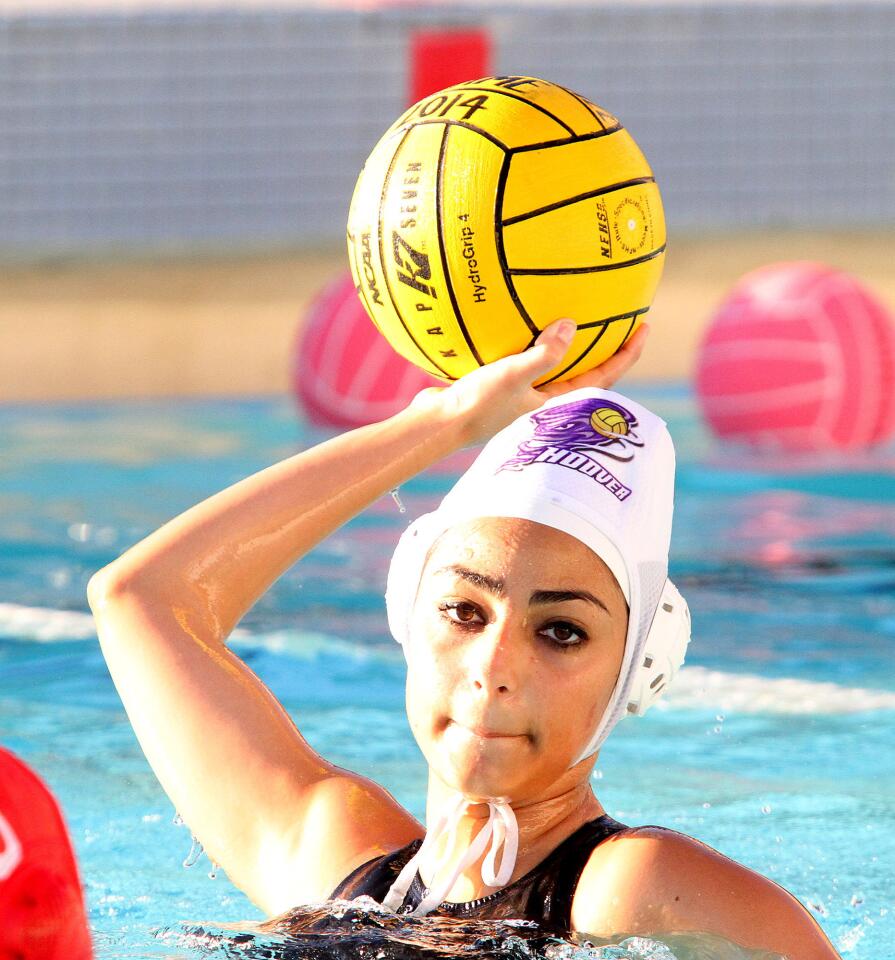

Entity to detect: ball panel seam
[508,244,666,277]
[552,82,620,133]
[538,321,614,386]
[494,150,541,339]
[509,127,628,156]
[435,124,486,368]
[502,177,657,228]
[388,117,510,153]
[577,306,653,331]
[454,85,577,137]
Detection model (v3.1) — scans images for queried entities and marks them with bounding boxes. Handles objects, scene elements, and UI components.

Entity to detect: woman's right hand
[411,319,649,447]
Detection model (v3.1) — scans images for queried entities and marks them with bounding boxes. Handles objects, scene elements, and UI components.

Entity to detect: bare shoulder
[252,769,423,917]
[571,825,840,959]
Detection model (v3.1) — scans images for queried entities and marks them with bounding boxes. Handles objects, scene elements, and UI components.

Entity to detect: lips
[448,719,526,740]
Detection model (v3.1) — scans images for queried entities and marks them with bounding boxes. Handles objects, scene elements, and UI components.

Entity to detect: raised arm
[87,320,647,916]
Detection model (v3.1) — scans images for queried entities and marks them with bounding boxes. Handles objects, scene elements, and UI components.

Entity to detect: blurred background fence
[2,0,894,254]
[1,0,893,399]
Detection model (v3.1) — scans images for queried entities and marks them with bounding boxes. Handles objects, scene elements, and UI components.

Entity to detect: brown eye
[540,621,586,647]
[440,601,483,625]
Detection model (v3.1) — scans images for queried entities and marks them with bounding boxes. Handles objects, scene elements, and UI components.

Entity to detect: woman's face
[404,517,628,803]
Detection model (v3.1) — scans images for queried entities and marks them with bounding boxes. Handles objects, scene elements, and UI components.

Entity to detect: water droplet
[591,769,603,780]
[702,802,711,809]
[715,714,725,723]
[712,725,722,734]
[850,893,864,907]
[183,834,204,869]
[389,488,406,514]
[807,899,828,917]
[208,861,219,880]
[761,805,772,815]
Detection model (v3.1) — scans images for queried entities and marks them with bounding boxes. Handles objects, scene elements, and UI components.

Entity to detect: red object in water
[409,28,492,102]
[695,261,895,451]
[292,275,440,429]
[0,746,93,960]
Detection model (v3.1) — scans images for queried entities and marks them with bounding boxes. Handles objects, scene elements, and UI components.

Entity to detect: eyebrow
[435,565,505,595]
[531,589,610,614]
[433,565,610,614]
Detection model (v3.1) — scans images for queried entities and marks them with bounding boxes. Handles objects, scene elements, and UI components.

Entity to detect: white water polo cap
[386,387,691,764]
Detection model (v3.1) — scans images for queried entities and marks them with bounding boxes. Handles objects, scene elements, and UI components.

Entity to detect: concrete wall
[1,2,893,255]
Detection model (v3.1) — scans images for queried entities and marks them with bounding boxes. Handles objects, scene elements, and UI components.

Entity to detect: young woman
[88,320,839,958]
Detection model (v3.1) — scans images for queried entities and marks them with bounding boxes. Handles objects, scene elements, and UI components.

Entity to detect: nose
[465,620,521,697]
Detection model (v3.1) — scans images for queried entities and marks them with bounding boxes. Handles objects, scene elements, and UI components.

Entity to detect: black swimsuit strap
[330,814,628,931]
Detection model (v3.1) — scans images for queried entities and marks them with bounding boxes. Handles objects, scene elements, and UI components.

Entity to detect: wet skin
[405,516,628,808]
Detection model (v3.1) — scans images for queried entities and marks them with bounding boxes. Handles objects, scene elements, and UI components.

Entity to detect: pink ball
[292,273,440,429]
[695,262,895,451]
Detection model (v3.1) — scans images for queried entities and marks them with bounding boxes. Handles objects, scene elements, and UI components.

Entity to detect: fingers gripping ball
[347,76,665,385]
[695,262,895,451]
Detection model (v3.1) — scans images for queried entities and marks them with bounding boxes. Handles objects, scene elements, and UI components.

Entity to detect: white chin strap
[382,795,519,917]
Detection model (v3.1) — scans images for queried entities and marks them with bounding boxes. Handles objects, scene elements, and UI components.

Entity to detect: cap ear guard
[625,578,691,717]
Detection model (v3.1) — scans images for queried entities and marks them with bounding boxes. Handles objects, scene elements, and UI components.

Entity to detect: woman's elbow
[87,563,147,612]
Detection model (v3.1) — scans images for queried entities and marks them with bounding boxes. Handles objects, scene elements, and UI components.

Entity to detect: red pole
[409,28,493,104]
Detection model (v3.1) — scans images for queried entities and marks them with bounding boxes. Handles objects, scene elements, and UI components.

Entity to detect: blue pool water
[1,386,894,958]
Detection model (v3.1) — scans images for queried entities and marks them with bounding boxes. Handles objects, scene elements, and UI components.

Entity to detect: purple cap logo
[498,397,643,501]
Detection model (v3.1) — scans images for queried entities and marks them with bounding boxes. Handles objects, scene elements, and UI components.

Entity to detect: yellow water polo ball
[346,75,665,385]
[591,407,630,437]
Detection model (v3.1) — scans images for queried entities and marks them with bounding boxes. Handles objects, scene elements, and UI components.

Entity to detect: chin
[443,766,516,802]
[437,731,532,800]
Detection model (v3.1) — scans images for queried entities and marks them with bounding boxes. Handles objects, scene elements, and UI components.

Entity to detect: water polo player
[88,321,838,957]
